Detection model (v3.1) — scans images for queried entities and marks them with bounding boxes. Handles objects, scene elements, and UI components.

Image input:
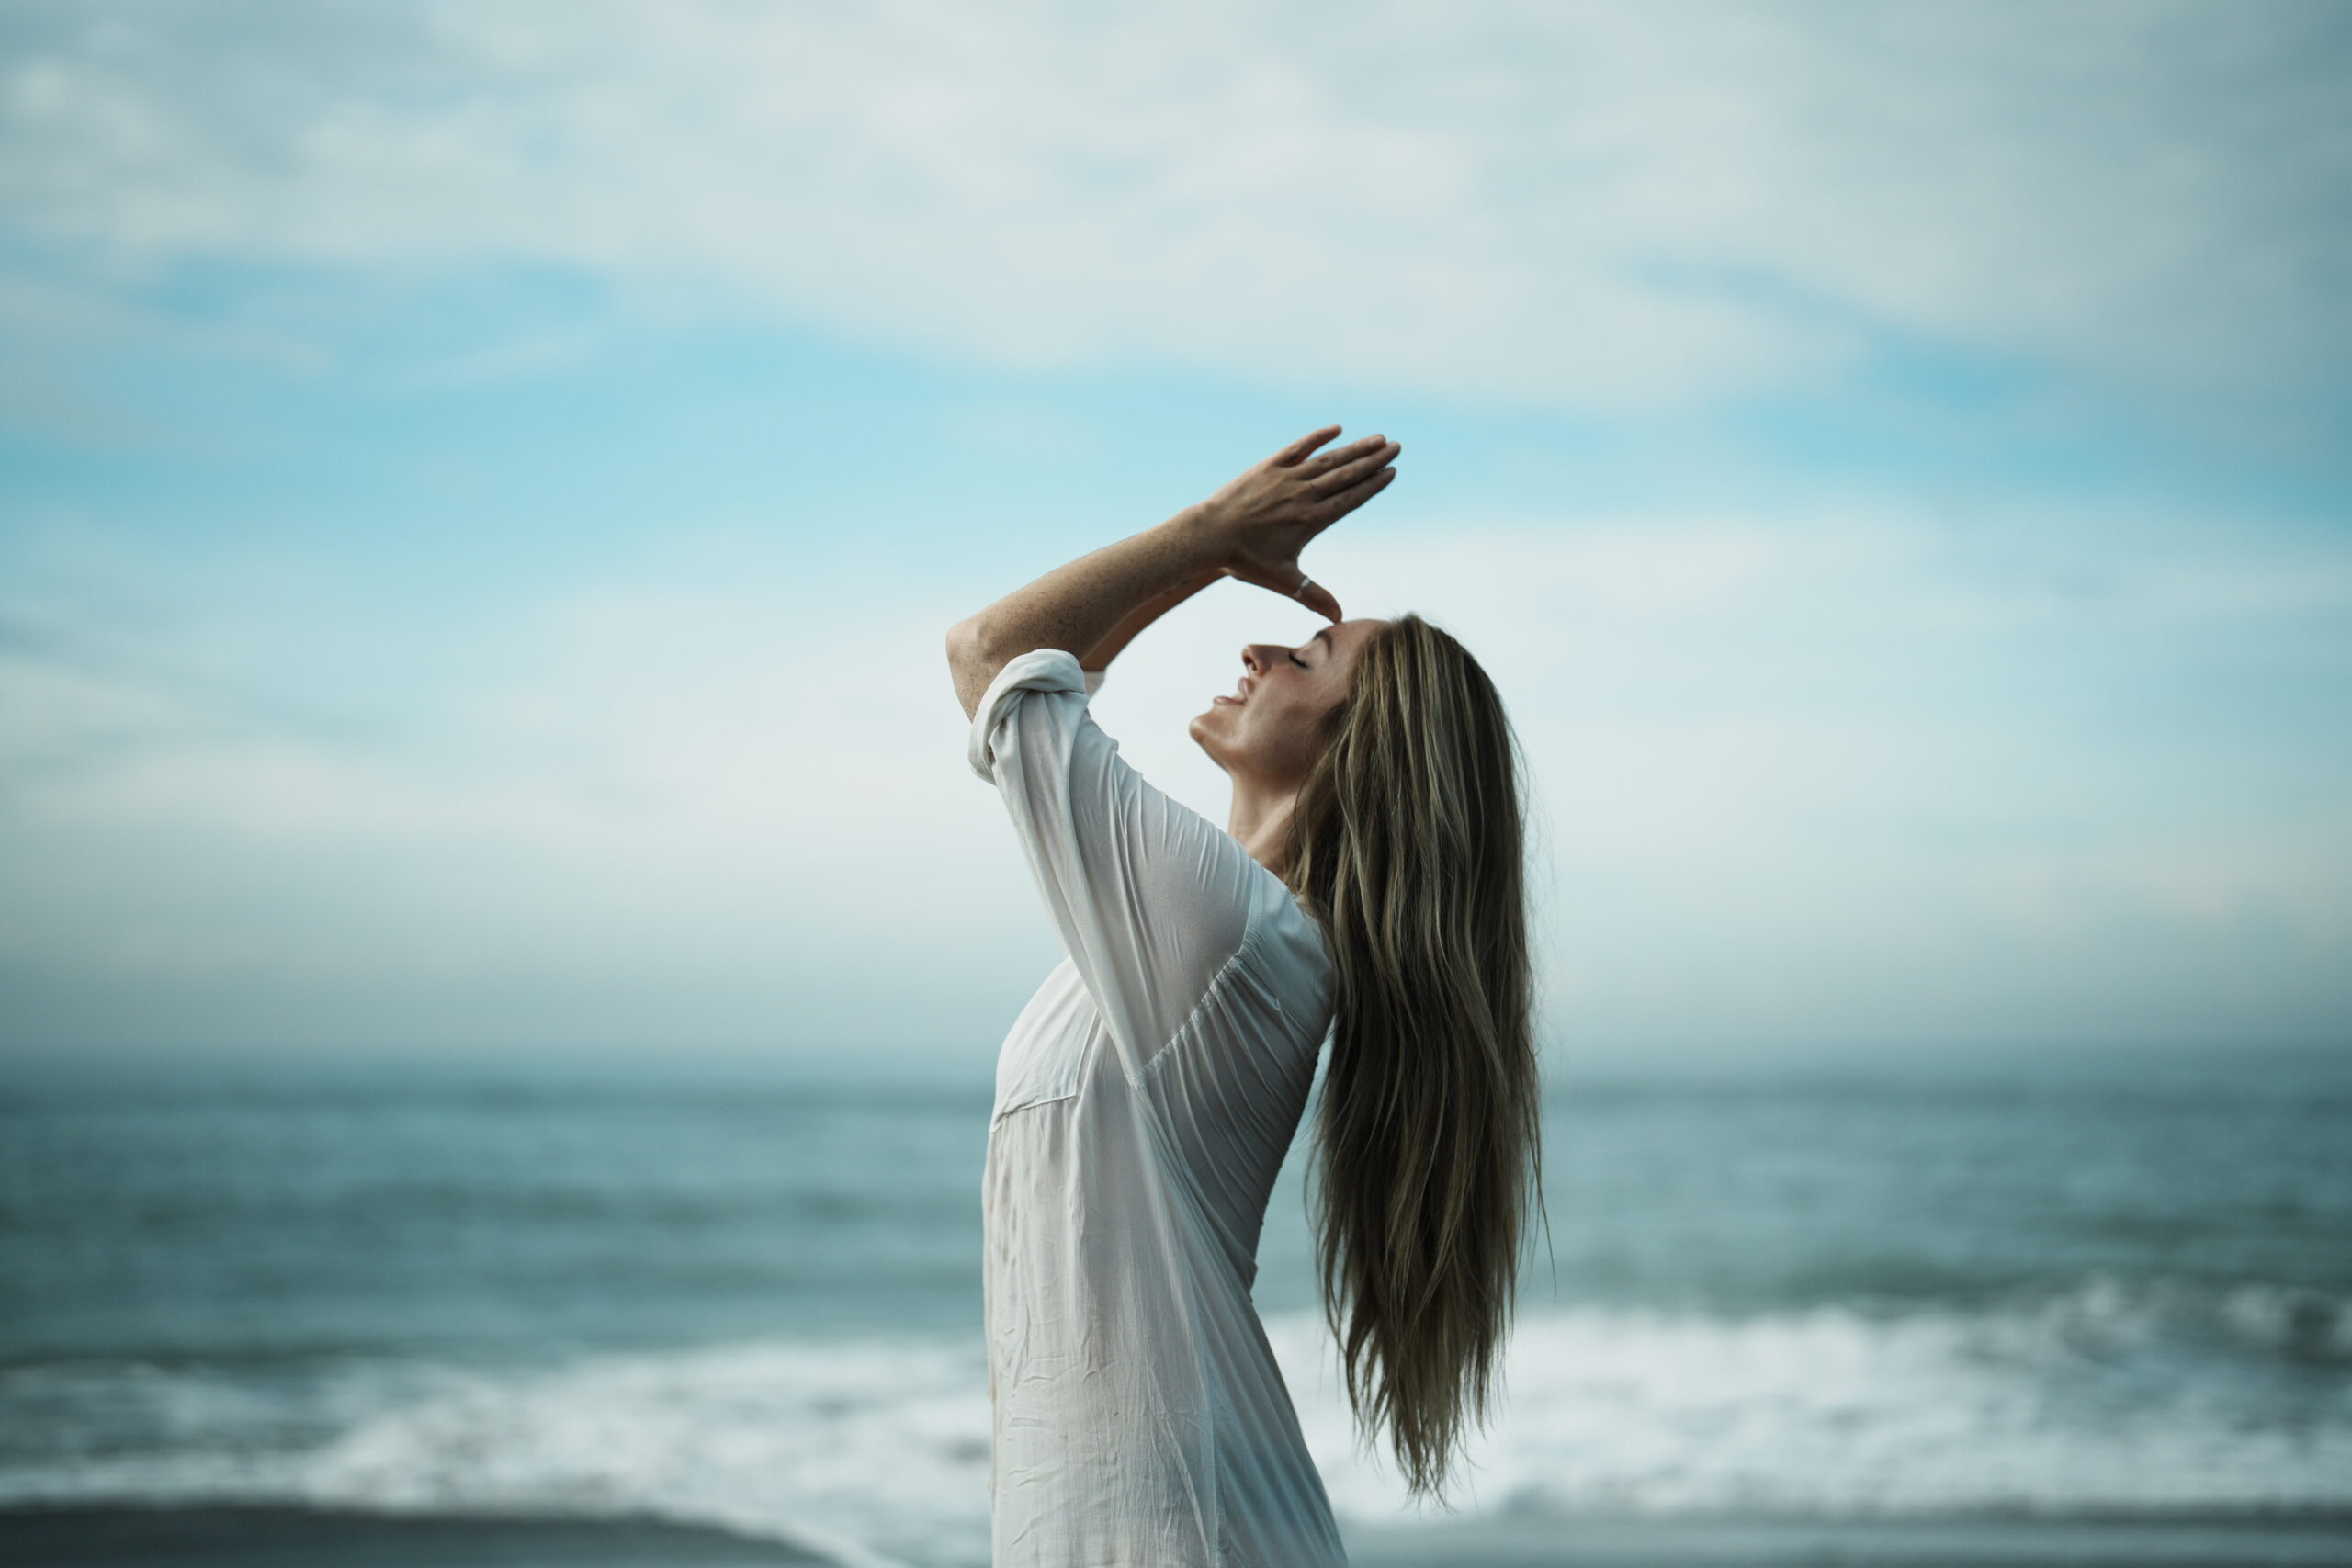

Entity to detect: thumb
[1291,570,1343,624]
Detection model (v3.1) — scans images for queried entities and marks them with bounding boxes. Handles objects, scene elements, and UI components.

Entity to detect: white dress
[967,647,1351,1568]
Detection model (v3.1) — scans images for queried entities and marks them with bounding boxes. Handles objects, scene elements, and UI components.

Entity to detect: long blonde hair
[1281,612,1544,1500]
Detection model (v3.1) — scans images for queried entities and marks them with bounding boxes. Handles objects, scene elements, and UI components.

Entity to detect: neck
[1227,774,1301,877]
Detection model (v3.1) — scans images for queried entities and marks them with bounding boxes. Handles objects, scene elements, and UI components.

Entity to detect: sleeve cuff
[967,647,1090,782]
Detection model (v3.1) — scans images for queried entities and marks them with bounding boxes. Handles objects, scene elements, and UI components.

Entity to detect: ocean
[2,1044,2347,1567]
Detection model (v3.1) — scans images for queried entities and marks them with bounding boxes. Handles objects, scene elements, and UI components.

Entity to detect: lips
[1212,675,1254,707]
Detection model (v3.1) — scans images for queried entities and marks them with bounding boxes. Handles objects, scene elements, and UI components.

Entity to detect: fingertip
[1277,423,1343,465]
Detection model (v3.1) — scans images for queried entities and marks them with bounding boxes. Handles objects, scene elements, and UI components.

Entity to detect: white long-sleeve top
[967,647,1351,1568]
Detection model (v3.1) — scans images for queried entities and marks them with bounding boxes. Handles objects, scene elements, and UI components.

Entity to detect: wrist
[1162,502,1234,574]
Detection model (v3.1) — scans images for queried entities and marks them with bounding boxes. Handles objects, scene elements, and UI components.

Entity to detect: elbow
[945,616,996,720]
[951,614,1023,671]
[945,616,993,683]
[945,615,985,664]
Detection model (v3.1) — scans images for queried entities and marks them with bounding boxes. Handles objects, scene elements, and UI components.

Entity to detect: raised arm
[945,508,1225,721]
[944,424,1396,719]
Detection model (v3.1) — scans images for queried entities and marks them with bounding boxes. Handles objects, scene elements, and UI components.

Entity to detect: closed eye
[1288,650,1308,669]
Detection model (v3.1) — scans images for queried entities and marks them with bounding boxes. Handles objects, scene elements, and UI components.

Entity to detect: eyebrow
[1312,627,1333,652]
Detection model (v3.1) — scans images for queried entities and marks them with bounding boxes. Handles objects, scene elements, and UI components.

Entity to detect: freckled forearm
[947,506,1227,718]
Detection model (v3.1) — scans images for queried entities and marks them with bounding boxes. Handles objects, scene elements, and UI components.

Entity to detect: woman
[947,425,1542,1566]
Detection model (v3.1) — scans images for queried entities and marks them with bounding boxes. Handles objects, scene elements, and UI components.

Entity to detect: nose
[1240,644,1270,674]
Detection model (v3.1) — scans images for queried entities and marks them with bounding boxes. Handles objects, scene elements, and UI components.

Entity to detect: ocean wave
[1291,1276,2352,1526]
[1,1277,2346,1568]
[0,1337,983,1568]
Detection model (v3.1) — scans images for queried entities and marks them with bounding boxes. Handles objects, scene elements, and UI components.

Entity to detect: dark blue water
[1,1066,998,1360]
[2,1045,2347,1564]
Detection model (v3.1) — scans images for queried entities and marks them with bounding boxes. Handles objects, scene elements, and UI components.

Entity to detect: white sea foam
[0,1337,993,1568]
[1282,1278,2352,1529]
[2,1279,2346,1568]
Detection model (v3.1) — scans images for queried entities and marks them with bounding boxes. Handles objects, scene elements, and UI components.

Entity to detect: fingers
[1271,423,1343,468]
[1297,433,1390,481]
[1306,436,1399,493]
[1311,464,1396,526]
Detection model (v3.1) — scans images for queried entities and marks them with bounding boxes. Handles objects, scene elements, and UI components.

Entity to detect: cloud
[1,1,2344,412]
[0,557,1043,1057]
[12,499,2344,1060]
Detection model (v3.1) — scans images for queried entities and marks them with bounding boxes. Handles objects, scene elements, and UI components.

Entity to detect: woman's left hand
[1192,425,1399,623]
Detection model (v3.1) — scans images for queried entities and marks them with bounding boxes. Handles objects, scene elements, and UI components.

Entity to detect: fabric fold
[967,641,1349,1566]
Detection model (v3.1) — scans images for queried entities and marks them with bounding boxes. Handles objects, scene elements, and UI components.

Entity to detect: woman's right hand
[1193,425,1399,623]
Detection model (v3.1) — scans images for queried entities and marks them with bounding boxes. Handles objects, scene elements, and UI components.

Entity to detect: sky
[1,1,2346,1075]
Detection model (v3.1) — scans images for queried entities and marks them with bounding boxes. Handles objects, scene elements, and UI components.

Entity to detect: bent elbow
[949,614,997,661]
[946,617,996,720]
[944,617,980,672]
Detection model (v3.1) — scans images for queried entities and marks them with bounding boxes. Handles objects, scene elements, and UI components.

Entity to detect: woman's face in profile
[1190,617,1389,785]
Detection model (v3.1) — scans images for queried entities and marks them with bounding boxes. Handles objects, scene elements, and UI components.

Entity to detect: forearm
[947,506,1225,719]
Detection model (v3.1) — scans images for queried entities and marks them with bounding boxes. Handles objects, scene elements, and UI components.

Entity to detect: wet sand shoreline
[8,1505,2352,1568]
